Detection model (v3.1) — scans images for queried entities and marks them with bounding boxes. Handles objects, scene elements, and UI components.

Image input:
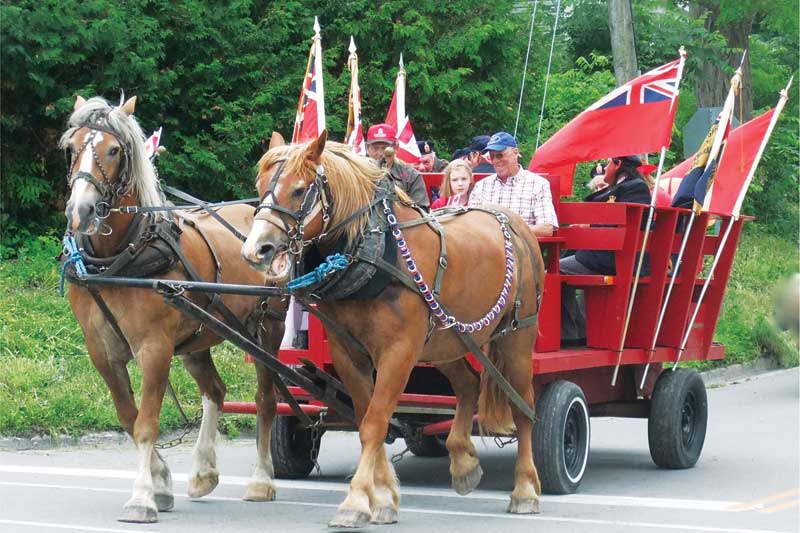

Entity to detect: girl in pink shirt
[431,159,474,209]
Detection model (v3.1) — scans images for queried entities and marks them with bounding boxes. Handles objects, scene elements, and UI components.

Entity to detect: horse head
[242,131,382,283]
[241,131,332,281]
[61,94,159,235]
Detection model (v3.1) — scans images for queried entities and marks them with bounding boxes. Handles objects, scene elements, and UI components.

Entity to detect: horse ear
[305,130,328,163]
[120,96,137,116]
[74,95,87,111]
[269,131,286,149]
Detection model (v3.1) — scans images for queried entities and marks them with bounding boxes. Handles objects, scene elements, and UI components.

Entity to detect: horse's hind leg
[491,331,541,514]
[243,360,278,502]
[437,359,483,495]
[180,349,226,499]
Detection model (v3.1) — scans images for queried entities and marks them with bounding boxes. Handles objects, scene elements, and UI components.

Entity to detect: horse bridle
[65,116,132,224]
[254,159,332,254]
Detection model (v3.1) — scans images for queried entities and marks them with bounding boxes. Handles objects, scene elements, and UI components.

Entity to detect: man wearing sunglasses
[467,131,558,237]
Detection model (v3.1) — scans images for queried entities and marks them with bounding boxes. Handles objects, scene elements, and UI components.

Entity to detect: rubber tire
[404,432,449,457]
[533,380,591,494]
[648,368,708,469]
[269,416,321,479]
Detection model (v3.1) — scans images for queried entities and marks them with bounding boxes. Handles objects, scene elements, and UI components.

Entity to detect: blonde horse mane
[257,141,384,244]
[59,96,165,211]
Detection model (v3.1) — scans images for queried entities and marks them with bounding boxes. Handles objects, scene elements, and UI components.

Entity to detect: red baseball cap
[366,123,396,145]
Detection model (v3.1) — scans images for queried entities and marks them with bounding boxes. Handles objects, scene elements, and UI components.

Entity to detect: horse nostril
[258,243,274,258]
[77,203,95,220]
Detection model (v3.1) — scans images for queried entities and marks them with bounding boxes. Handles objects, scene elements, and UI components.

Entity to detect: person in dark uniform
[365,123,430,209]
[415,140,448,172]
[559,155,652,344]
[467,135,496,173]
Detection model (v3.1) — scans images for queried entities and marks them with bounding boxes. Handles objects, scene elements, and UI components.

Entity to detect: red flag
[345,37,365,155]
[292,18,326,144]
[530,52,687,196]
[704,109,775,216]
[385,54,420,164]
[660,156,692,197]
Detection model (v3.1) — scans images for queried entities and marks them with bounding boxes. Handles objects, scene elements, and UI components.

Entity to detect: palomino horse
[241,131,546,527]
[61,95,285,523]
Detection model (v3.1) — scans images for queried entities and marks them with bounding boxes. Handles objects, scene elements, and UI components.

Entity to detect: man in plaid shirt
[468,131,558,237]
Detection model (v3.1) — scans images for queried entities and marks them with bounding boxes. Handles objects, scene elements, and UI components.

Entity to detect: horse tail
[478,339,517,435]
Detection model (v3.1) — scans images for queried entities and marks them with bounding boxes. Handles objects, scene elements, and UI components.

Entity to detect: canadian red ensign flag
[385,54,420,164]
[292,17,326,144]
[530,49,687,195]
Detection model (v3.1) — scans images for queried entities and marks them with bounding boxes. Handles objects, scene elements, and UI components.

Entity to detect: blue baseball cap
[483,131,517,153]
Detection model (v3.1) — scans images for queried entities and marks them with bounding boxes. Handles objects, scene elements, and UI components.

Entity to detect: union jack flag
[292,18,326,144]
[530,51,686,196]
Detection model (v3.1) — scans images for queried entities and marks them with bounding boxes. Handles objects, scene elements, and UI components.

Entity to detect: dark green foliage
[1,0,530,250]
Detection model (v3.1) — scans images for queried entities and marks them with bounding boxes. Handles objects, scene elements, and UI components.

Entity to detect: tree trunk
[692,3,754,121]
[608,0,638,86]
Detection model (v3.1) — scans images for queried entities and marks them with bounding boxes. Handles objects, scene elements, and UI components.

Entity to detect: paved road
[0,368,797,533]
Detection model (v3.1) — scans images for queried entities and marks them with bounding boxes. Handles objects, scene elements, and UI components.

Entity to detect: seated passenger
[415,140,448,172]
[468,131,558,237]
[559,155,652,345]
[431,160,474,209]
[560,155,651,276]
[466,135,496,173]
[365,123,430,209]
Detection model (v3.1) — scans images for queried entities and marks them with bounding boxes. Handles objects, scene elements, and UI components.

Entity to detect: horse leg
[243,360,278,502]
[329,346,416,528]
[179,349,225,498]
[84,327,175,513]
[119,339,173,523]
[491,331,541,514]
[437,359,483,495]
[324,333,399,524]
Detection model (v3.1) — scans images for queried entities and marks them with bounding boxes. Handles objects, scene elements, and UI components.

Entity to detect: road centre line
[0,481,786,533]
[0,464,742,512]
[729,488,800,511]
[0,518,158,533]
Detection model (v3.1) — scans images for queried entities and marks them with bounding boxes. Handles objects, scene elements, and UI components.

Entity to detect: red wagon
[223,172,745,494]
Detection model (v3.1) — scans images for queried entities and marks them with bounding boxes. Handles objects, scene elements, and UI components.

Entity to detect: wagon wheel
[648,368,708,469]
[533,380,591,494]
[266,416,322,479]
[404,431,449,458]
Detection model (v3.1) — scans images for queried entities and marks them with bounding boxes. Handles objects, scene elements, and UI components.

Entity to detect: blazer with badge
[575,174,651,275]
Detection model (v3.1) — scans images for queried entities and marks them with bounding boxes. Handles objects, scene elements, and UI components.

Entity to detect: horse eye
[292,187,306,198]
[109,146,120,156]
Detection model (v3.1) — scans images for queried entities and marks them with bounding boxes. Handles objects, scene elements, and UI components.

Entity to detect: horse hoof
[154,493,174,512]
[507,496,540,514]
[371,506,398,524]
[118,504,158,523]
[188,471,219,498]
[452,464,483,495]
[328,509,371,528]
[243,481,277,502]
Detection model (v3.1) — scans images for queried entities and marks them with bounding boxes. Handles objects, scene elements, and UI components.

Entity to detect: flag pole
[312,16,325,138]
[639,51,744,386]
[672,76,792,369]
[672,78,791,369]
[346,36,358,145]
[610,47,687,387]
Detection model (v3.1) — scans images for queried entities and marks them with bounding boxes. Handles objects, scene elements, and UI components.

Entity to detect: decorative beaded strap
[383,200,515,334]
